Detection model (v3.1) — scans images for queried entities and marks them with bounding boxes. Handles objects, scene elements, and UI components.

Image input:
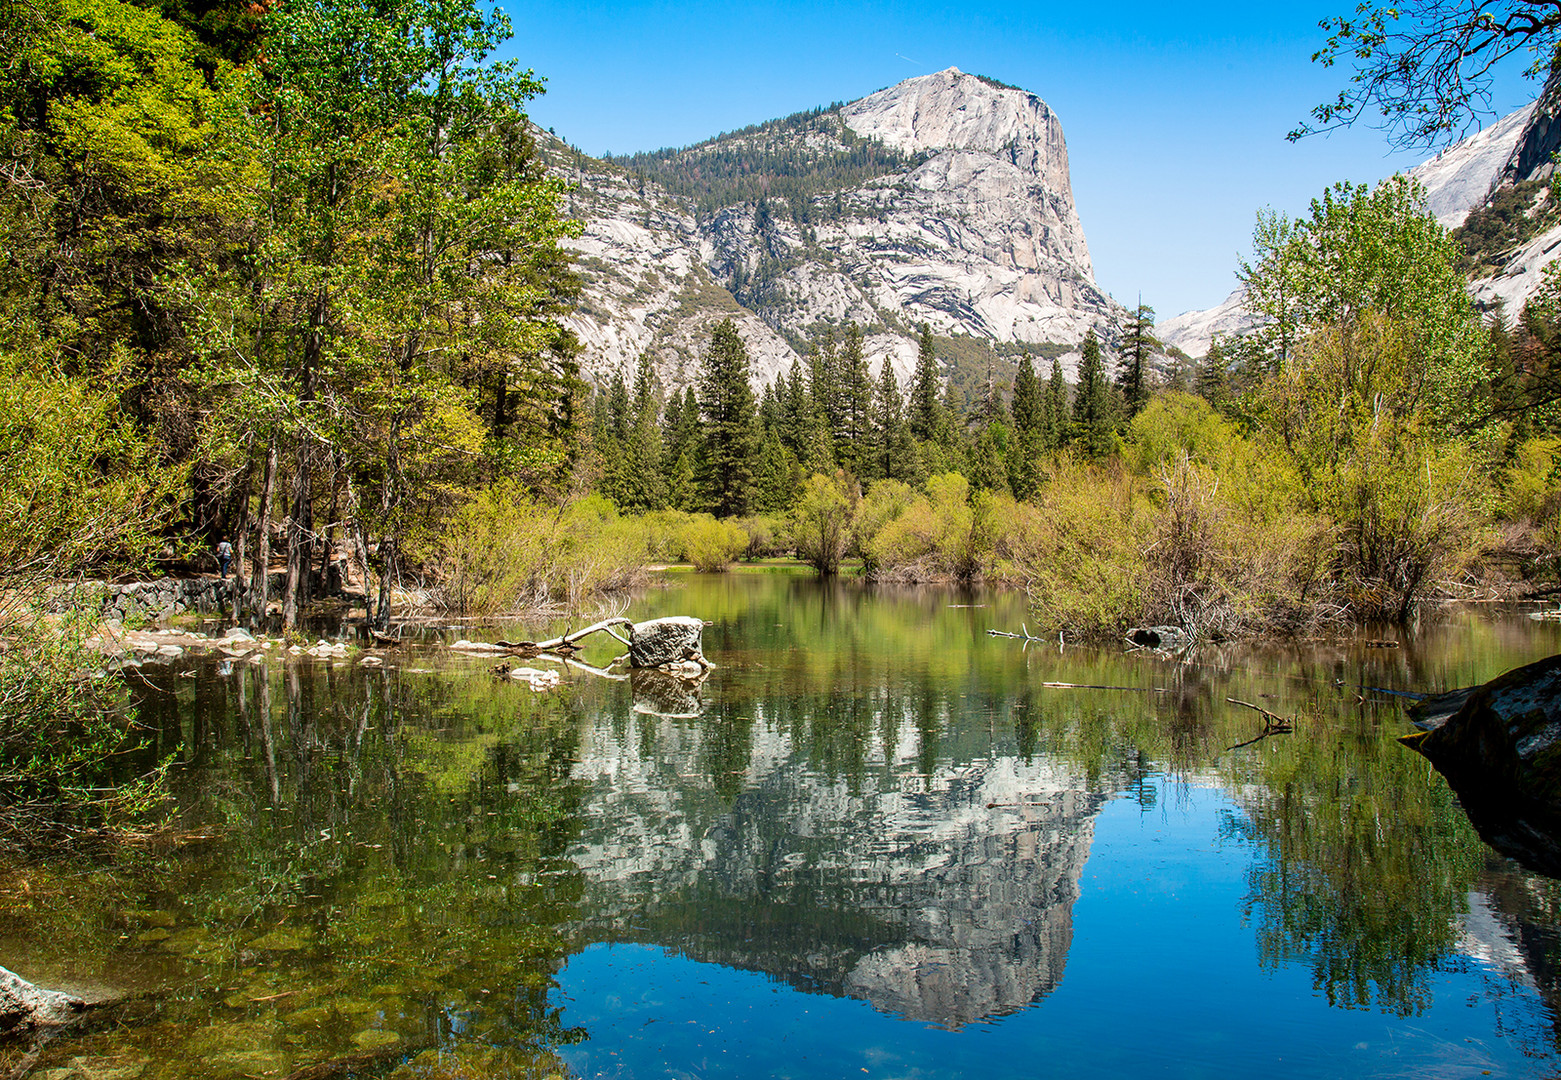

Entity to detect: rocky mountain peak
[841,68,1072,188]
[555,69,1122,391]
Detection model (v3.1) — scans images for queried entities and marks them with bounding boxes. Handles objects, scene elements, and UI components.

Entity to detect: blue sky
[503,0,1541,320]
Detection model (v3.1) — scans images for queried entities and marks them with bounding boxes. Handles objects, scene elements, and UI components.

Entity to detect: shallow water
[4,576,1560,1078]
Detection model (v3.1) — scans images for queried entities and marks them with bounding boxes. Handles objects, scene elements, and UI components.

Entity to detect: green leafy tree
[1044,357,1068,451]
[1237,177,1487,426]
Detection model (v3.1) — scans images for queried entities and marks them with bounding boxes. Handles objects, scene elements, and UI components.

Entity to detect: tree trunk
[343,472,374,630]
[282,443,312,630]
[231,461,253,626]
[252,439,278,630]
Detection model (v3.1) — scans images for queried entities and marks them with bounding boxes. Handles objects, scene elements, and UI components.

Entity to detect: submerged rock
[1405,653,1561,876]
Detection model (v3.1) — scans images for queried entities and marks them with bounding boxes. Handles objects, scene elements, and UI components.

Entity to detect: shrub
[436,487,649,614]
[682,516,748,572]
[0,610,167,849]
[789,472,858,576]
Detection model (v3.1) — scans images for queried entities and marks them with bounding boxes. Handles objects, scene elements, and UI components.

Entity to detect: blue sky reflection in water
[556,775,1556,1079]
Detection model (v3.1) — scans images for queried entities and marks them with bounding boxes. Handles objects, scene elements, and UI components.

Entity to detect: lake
[3,573,1560,1079]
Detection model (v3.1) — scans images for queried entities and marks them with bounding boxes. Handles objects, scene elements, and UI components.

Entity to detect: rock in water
[629,617,707,670]
[0,965,85,1037]
[1405,653,1561,875]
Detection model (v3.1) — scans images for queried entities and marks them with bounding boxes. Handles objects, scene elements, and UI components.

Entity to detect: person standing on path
[216,537,233,578]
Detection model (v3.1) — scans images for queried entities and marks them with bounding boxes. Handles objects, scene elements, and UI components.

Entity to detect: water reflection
[568,700,1108,1027]
[0,581,1557,1078]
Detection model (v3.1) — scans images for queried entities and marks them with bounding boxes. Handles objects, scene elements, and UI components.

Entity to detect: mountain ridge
[550,68,1127,391]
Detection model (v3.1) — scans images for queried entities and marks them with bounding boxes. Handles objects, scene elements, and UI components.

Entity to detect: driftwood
[495,617,633,656]
[1225,697,1294,750]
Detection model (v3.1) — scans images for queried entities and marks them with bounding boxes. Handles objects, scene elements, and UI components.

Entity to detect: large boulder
[629,616,707,670]
[1405,653,1561,874]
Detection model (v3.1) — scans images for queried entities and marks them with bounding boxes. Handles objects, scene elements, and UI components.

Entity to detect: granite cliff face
[554,68,1125,388]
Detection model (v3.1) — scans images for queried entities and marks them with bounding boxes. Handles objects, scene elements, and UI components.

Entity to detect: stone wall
[60,575,286,623]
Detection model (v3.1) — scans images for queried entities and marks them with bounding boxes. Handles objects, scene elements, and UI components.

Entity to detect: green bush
[682,516,748,572]
[0,610,167,849]
[436,487,649,614]
[789,472,857,576]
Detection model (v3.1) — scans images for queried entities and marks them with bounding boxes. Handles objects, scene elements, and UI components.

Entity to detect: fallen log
[494,617,634,655]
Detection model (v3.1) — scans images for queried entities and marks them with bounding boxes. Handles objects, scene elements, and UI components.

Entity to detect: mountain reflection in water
[0,576,1559,1079]
[569,707,1104,1027]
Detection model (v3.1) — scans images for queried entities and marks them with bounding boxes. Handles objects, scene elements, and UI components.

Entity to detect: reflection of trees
[1226,703,1487,1015]
[55,659,597,1074]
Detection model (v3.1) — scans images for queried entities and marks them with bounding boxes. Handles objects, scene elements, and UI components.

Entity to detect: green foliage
[1260,315,1491,620]
[1237,176,1488,426]
[864,473,1007,582]
[435,487,647,615]
[697,319,758,518]
[0,611,168,848]
[0,350,182,584]
[681,515,749,572]
[789,471,858,576]
[1070,329,1117,457]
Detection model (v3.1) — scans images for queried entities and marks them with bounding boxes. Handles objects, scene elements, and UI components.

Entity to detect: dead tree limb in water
[1225,697,1294,750]
[496,616,633,655]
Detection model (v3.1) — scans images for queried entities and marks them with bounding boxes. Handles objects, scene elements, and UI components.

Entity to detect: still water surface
[4,575,1560,1078]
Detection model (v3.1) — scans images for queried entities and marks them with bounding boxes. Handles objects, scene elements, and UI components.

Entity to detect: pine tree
[1011,352,1041,436]
[836,323,873,474]
[697,319,758,517]
[780,358,810,456]
[1072,329,1115,458]
[1044,358,1068,451]
[1116,302,1157,421]
[808,328,842,446]
[870,360,913,482]
[1197,335,1228,407]
[909,323,941,440]
[623,354,666,511]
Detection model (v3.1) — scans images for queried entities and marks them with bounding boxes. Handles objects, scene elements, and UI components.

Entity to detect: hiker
[216,537,233,577]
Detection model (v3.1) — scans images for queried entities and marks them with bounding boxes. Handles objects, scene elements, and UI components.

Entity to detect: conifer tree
[1116,302,1158,421]
[836,323,873,474]
[1011,353,1041,436]
[870,360,913,482]
[1072,329,1115,458]
[697,319,758,517]
[1197,336,1228,407]
[909,324,941,440]
[779,358,810,456]
[623,354,666,511]
[1044,358,1068,451]
[808,328,842,445]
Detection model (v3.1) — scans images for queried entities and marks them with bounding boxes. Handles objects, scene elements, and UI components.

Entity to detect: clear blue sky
[502,0,1541,320]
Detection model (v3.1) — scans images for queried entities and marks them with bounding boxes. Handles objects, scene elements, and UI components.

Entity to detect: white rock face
[1408,103,1535,227]
[555,155,801,389]
[1155,287,1256,360]
[553,68,1125,390]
